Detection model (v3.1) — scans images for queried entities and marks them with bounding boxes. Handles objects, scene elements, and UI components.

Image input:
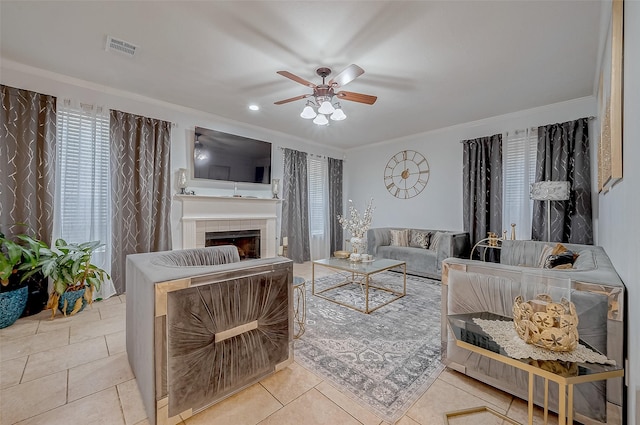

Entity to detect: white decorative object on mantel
[177,168,188,194]
[175,195,281,258]
[271,179,280,199]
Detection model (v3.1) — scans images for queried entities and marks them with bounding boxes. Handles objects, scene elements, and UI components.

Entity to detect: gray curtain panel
[281,148,310,263]
[462,134,503,250]
[0,85,56,242]
[532,117,592,244]
[110,109,172,294]
[328,157,344,253]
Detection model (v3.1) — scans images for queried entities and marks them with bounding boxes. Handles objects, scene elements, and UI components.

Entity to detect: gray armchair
[126,246,293,425]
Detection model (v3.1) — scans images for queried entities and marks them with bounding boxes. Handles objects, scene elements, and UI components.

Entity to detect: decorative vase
[0,286,28,328]
[513,294,578,352]
[350,237,363,254]
[272,179,280,199]
[177,168,188,194]
[58,288,87,316]
[21,272,48,317]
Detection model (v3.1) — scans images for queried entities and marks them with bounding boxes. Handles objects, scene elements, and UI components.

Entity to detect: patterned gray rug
[294,271,444,423]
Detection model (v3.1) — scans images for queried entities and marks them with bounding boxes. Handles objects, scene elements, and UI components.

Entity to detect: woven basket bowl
[513,294,579,352]
[0,286,28,329]
[334,251,350,259]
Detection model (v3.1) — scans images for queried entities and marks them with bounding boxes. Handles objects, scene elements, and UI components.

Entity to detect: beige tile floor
[0,262,556,425]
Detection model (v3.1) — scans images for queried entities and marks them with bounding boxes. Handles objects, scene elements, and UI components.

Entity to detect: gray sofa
[367,227,469,279]
[442,240,625,425]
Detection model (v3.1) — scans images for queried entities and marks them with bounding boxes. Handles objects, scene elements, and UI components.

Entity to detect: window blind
[503,128,537,240]
[55,105,110,244]
[307,157,327,236]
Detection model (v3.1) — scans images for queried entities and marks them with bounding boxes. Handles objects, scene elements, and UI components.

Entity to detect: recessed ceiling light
[248,104,260,111]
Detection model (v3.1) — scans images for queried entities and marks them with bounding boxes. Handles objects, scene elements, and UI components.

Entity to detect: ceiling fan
[274,64,377,125]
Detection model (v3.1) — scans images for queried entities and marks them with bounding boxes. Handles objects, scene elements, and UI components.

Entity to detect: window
[54,100,115,299]
[307,156,330,260]
[503,128,537,240]
[307,157,328,236]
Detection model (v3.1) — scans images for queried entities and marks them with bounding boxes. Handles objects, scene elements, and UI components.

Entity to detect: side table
[445,313,624,425]
[469,237,502,262]
[292,276,306,338]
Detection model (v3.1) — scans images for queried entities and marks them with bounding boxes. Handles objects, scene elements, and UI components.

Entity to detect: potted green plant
[0,232,51,328]
[41,239,110,318]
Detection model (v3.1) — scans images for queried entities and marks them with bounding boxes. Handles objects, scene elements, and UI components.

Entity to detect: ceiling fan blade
[329,64,365,87]
[276,71,316,88]
[274,94,311,105]
[336,91,377,105]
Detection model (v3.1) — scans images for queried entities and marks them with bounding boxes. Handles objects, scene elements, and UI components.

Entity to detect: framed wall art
[598,0,624,193]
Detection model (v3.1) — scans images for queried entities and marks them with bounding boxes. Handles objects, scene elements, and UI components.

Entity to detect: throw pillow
[537,244,555,268]
[551,243,568,256]
[429,231,446,251]
[544,251,577,269]
[538,243,579,269]
[390,229,409,247]
[410,231,432,249]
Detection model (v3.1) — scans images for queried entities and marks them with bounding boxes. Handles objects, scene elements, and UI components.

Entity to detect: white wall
[344,97,596,232]
[0,60,345,250]
[596,1,640,423]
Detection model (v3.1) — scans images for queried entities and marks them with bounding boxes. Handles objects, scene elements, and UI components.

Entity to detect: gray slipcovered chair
[126,245,293,425]
[442,240,625,425]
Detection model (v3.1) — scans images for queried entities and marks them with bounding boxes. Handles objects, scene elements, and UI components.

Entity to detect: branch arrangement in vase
[337,198,375,254]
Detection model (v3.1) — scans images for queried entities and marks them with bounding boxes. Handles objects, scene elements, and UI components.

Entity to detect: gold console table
[445,313,623,425]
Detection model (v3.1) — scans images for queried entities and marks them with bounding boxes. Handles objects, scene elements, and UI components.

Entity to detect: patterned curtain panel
[281,148,310,263]
[110,109,172,293]
[462,134,503,250]
[328,157,344,253]
[0,85,56,242]
[532,118,592,244]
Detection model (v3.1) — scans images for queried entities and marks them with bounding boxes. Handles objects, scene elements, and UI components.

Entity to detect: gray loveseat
[442,240,625,424]
[367,227,469,279]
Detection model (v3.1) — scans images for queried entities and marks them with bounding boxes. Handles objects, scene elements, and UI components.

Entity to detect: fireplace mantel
[176,195,280,257]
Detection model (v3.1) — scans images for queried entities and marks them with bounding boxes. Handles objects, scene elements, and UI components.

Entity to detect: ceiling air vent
[106,35,137,57]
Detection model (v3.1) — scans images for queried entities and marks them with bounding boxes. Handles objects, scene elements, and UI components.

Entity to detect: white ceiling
[0,1,603,149]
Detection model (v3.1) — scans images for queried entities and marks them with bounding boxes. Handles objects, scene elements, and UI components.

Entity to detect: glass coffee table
[312,258,406,314]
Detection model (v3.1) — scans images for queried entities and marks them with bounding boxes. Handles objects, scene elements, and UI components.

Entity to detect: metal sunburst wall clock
[383,150,430,199]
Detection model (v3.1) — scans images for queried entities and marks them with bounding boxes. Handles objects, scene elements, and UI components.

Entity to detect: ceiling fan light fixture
[274,65,376,127]
[317,100,335,115]
[330,105,346,121]
[300,104,317,119]
[313,114,329,126]
[318,100,336,115]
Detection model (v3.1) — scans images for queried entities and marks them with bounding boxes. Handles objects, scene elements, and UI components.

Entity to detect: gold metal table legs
[292,277,306,339]
[443,406,520,424]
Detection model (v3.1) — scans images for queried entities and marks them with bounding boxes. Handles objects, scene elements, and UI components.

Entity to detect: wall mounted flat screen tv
[193,127,272,184]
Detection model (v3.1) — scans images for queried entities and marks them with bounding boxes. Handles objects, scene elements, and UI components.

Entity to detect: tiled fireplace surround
[177,195,279,258]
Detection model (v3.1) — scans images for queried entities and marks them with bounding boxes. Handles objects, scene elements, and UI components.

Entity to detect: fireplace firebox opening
[205,230,260,260]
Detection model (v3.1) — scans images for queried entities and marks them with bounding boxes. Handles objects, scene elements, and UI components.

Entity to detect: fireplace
[177,195,280,258]
[206,230,260,260]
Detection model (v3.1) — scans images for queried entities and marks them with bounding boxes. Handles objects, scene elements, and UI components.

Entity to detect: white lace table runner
[472,318,615,365]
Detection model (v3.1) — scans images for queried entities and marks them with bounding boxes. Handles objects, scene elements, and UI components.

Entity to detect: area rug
[294,271,444,423]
